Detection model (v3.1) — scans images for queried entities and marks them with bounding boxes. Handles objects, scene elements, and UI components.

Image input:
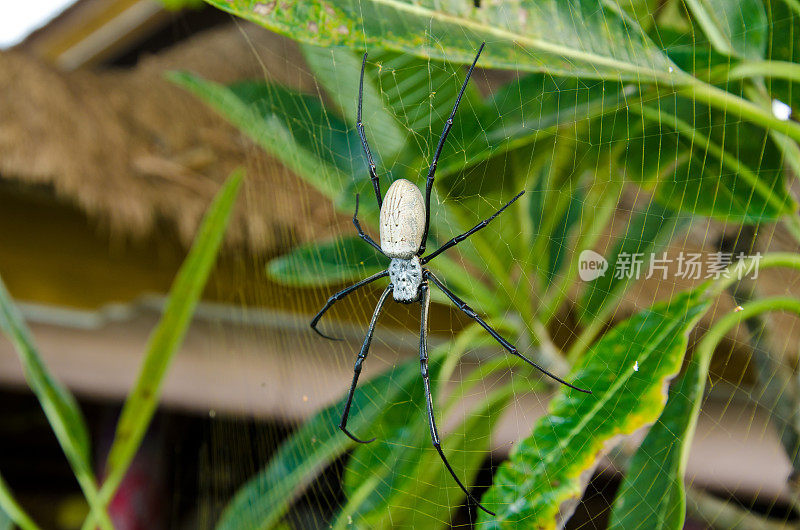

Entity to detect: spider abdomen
[379,179,425,259]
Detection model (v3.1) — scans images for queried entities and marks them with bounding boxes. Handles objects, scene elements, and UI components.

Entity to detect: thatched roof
[0,22,348,253]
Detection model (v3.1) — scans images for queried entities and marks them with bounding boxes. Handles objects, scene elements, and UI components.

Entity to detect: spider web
[190,3,800,529]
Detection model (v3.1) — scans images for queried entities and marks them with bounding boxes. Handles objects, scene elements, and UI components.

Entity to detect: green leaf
[605,0,660,30]
[608,351,702,529]
[684,0,768,60]
[435,75,628,179]
[0,472,38,530]
[544,186,585,284]
[651,28,731,79]
[578,201,684,324]
[346,393,507,528]
[170,72,361,204]
[301,45,484,168]
[0,276,111,527]
[267,236,385,287]
[216,357,426,530]
[478,287,712,527]
[206,0,680,83]
[101,170,243,501]
[301,45,407,160]
[340,360,442,524]
[609,296,800,529]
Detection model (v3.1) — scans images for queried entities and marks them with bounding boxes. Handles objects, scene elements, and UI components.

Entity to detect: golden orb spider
[310,43,591,516]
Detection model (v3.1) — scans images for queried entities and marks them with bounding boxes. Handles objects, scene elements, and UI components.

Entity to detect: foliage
[0,172,243,529]
[2,0,799,527]
[170,0,800,527]
[481,287,711,526]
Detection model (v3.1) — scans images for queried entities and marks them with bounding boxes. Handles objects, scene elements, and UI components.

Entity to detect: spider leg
[425,271,591,394]
[339,285,393,444]
[357,52,383,209]
[418,283,496,516]
[422,190,524,264]
[353,194,385,255]
[418,43,485,256]
[311,269,389,340]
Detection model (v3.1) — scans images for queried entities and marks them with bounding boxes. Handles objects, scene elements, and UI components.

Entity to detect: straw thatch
[0,23,347,254]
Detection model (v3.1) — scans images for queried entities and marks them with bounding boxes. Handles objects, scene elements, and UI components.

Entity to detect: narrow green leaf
[435,75,628,179]
[301,45,406,159]
[684,0,768,60]
[101,170,243,501]
[267,236,385,287]
[205,0,679,83]
[0,277,111,528]
[0,276,90,475]
[170,72,360,203]
[609,297,800,529]
[544,186,585,284]
[479,287,712,527]
[0,472,38,530]
[578,201,684,324]
[608,358,701,529]
[216,357,425,530]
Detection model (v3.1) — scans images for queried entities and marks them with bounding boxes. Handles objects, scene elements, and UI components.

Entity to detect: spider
[310,43,591,516]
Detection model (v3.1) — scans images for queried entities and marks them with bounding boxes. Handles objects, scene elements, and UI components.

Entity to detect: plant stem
[528,132,582,284]
[565,308,610,364]
[709,252,800,296]
[630,105,793,217]
[679,77,800,144]
[728,61,800,84]
[568,253,800,363]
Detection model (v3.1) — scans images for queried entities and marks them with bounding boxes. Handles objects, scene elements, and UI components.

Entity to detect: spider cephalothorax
[388,254,422,303]
[309,43,591,517]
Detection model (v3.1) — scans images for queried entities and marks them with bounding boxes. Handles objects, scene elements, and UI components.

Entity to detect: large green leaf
[684,0,768,60]
[339,359,441,526]
[216,357,427,530]
[345,393,507,528]
[478,287,712,527]
[578,201,684,324]
[337,326,503,529]
[609,296,800,529]
[0,278,111,527]
[267,236,385,287]
[100,171,243,503]
[206,0,679,83]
